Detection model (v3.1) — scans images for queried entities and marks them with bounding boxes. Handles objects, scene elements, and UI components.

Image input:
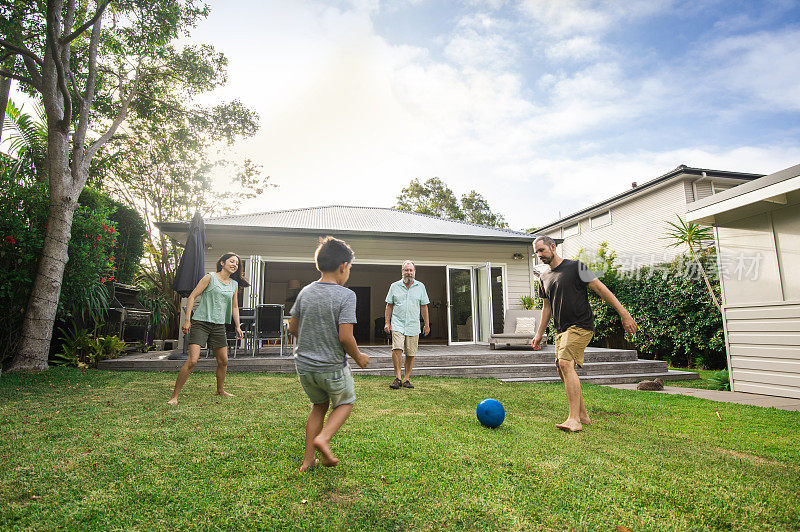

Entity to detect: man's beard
[403,274,414,282]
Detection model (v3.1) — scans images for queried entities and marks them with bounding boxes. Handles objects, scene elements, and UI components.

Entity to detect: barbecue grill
[105,283,152,351]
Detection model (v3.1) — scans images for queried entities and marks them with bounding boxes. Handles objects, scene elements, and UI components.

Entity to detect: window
[562,222,580,238]
[590,211,611,229]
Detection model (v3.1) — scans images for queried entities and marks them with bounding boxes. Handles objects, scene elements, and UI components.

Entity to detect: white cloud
[703,28,800,111]
[188,0,799,231]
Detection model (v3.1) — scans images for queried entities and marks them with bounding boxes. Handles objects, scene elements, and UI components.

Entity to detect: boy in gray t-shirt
[288,236,369,472]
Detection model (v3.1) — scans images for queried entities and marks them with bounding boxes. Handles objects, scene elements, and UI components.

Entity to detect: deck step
[97,345,698,384]
[351,360,669,378]
[501,369,699,385]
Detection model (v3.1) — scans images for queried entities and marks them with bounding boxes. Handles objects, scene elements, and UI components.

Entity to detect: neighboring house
[534,165,763,268]
[686,163,800,399]
[158,206,536,346]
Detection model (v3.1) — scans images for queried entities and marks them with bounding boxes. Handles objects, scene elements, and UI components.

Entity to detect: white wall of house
[539,177,749,266]
[541,179,691,265]
[197,231,534,343]
[713,191,800,398]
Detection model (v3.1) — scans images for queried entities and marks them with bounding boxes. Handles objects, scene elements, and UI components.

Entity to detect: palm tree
[2,100,48,184]
[664,216,721,313]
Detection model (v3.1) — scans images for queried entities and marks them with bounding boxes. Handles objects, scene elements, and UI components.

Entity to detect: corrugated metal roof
[177,205,534,242]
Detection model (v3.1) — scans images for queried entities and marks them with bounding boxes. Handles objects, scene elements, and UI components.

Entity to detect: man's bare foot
[312,436,339,467]
[556,419,583,432]
[299,458,319,473]
[580,415,591,426]
[167,397,178,405]
[214,391,235,397]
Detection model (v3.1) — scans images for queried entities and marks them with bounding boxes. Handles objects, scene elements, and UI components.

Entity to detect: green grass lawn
[1,369,798,531]
[668,368,726,390]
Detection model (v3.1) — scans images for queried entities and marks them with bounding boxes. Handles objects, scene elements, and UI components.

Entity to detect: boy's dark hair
[315,236,354,272]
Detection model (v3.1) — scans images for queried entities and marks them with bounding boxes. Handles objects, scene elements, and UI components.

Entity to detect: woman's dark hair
[216,252,250,287]
[315,236,354,272]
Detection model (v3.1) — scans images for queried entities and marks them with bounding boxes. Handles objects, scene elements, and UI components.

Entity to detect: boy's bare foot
[167,397,178,405]
[214,391,235,397]
[313,436,339,467]
[556,419,583,432]
[299,458,319,473]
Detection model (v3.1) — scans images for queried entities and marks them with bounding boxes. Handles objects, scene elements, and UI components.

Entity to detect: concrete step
[501,369,699,385]
[351,360,669,379]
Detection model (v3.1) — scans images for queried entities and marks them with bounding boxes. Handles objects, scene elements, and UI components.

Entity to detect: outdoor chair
[489,309,545,349]
[237,307,255,354]
[253,304,285,357]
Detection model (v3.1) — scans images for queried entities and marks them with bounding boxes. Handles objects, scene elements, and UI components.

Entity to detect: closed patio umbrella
[168,212,205,359]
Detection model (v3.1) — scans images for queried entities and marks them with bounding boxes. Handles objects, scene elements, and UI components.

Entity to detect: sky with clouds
[77,1,800,229]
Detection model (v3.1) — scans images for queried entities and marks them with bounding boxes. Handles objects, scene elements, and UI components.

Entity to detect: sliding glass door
[447,267,473,344]
[447,264,505,345]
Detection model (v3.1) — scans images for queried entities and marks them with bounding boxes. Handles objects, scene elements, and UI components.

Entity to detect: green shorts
[297,366,356,408]
[187,319,228,349]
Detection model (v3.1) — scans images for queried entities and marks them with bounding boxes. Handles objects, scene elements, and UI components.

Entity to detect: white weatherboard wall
[542,179,691,264]
[200,232,534,312]
[714,194,800,399]
[724,303,800,398]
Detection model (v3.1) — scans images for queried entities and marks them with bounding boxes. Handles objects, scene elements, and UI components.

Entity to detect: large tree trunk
[8,132,77,371]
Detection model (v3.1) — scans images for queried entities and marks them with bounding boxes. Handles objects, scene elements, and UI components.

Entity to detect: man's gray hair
[402,260,416,269]
[533,235,556,248]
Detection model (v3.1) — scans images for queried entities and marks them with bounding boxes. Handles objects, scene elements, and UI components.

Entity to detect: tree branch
[60,0,112,45]
[21,55,43,91]
[72,14,103,178]
[84,66,142,162]
[46,1,72,128]
[0,39,44,67]
[0,69,35,87]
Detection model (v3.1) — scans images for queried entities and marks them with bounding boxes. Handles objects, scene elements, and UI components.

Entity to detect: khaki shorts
[554,326,594,367]
[297,366,356,408]
[391,331,419,356]
[187,320,228,349]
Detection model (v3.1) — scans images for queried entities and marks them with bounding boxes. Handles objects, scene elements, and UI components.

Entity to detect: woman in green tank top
[168,252,250,405]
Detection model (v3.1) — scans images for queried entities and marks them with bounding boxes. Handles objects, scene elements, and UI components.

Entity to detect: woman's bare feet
[556,419,583,432]
[299,458,319,473]
[214,391,235,397]
[312,436,339,467]
[167,397,178,405]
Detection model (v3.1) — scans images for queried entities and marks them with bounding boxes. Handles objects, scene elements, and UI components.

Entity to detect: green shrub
[581,243,725,369]
[78,188,146,285]
[0,180,118,364]
[52,327,126,368]
[709,370,731,391]
[520,295,536,310]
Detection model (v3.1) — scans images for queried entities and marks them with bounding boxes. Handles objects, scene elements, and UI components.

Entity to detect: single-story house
[534,165,763,267]
[158,206,537,345]
[686,163,800,399]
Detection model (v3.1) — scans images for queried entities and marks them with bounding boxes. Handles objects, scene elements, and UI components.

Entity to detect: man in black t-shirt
[531,236,638,432]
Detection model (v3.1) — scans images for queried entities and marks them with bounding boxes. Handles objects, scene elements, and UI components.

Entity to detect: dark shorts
[187,320,227,349]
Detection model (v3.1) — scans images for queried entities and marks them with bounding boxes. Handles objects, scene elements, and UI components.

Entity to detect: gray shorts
[297,366,356,408]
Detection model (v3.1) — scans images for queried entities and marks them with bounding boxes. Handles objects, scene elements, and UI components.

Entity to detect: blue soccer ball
[476,398,505,428]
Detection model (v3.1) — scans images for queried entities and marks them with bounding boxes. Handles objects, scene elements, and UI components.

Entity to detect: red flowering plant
[0,181,118,363]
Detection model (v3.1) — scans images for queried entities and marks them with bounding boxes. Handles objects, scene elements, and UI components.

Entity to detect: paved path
[606,384,800,411]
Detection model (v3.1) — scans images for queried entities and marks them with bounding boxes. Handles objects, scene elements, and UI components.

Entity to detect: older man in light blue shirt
[384,260,430,390]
